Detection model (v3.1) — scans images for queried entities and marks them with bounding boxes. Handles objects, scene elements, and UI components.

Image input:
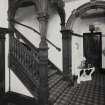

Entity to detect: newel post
[0,29,6,98]
[0,28,12,98]
[38,12,49,105]
[61,29,73,83]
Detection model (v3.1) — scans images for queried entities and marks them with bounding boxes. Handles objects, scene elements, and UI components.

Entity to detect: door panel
[83,32,102,69]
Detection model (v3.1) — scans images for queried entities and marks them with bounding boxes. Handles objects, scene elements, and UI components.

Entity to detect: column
[38,12,49,105]
[61,29,73,84]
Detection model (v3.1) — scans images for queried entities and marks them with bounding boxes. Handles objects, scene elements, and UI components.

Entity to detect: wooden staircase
[0,27,73,105]
[0,28,105,105]
[0,60,73,105]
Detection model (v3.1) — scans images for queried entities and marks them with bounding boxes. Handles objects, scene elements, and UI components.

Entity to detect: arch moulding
[65,1,105,30]
[8,0,39,19]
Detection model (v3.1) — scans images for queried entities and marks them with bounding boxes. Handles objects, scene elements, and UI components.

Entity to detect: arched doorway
[65,1,105,81]
[83,29,102,71]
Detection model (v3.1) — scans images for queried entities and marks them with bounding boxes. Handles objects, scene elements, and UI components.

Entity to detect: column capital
[0,28,13,39]
[61,29,73,39]
[61,29,73,33]
[0,28,12,34]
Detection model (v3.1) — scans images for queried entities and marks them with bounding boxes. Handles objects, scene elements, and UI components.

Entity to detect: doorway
[83,32,102,70]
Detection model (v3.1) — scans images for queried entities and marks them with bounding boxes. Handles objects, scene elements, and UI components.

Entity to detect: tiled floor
[53,71,105,105]
[69,72,105,105]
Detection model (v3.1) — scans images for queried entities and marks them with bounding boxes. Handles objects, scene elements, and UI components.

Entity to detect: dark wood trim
[83,32,102,69]
[19,1,34,7]
[72,32,83,37]
[0,27,13,34]
[0,91,38,105]
[38,47,49,105]
[12,27,38,51]
[38,11,49,105]
[9,53,39,100]
[101,68,105,74]
[61,29,73,84]
[0,33,5,98]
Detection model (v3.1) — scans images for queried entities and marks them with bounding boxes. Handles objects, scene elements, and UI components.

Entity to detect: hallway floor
[0,70,105,105]
[54,71,105,105]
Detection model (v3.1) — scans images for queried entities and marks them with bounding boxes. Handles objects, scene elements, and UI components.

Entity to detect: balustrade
[9,29,40,87]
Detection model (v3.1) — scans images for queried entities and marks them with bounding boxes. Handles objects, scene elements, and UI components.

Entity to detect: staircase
[0,28,105,105]
[0,27,73,105]
[1,61,74,105]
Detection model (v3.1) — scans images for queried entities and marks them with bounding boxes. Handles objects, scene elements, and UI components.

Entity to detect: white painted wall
[0,0,8,28]
[47,12,62,70]
[72,36,83,75]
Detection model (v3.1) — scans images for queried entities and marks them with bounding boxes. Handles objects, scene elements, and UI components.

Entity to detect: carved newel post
[38,12,49,105]
[61,29,73,84]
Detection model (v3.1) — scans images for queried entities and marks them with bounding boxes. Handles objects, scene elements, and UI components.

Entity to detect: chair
[77,58,95,84]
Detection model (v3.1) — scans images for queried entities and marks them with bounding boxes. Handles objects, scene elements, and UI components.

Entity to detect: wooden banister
[9,18,61,52]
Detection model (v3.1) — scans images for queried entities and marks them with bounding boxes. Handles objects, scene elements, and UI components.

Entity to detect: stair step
[48,75,63,89]
[49,80,68,104]
[48,69,57,77]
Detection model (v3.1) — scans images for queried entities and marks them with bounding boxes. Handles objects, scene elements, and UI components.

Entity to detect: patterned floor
[70,72,105,105]
[54,72,105,105]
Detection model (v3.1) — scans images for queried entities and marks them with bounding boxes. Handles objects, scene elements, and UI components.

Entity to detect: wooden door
[83,32,102,70]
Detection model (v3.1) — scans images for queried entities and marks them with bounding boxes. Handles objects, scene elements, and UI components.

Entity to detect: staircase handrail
[9,18,61,51]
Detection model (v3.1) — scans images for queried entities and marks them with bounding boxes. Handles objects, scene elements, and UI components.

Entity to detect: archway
[64,1,105,82]
[66,1,105,30]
